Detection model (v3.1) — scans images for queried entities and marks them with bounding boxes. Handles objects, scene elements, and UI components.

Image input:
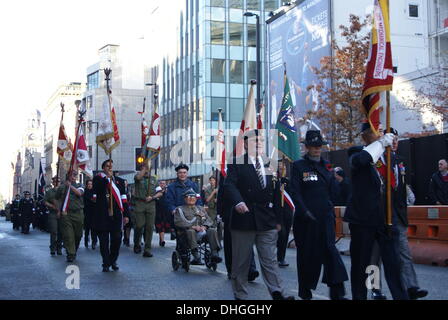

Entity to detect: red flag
[361,0,394,135]
[145,106,161,160]
[75,125,92,177]
[216,110,227,177]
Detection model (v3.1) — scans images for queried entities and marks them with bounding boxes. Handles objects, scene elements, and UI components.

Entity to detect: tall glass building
[157,0,283,181]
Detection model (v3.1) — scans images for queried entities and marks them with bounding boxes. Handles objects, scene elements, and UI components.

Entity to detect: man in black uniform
[19,191,35,234]
[11,194,21,230]
[92,160,130,272]
[276,161,293,268]
[344,123,409,300]
[290,130,348,300]
[83,180,97,249]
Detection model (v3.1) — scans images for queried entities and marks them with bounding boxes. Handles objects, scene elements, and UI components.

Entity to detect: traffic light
[135,148,145,171]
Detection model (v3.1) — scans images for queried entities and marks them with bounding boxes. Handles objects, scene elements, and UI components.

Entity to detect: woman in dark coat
[155,180,171,247]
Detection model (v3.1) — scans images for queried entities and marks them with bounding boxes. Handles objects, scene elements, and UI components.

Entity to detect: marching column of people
[3,125,433,300]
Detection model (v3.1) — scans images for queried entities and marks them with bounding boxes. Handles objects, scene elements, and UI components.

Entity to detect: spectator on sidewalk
[428,159,448,205]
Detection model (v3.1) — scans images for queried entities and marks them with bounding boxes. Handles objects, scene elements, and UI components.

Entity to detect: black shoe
[50,251,56,256]
[102,266,110,272]
[248,270,259,282]
[211,255,222,263]
[134,246,142,254]
[272,291,295,300]
[299,288,313,300]
[278,260,289,267]
[408,287,428,300]
[66,255,74,263]
[329,284,348,300]
[111,263,119,271]
[143,252,153,258]
[371,289,387,300]
[160,240,165,247]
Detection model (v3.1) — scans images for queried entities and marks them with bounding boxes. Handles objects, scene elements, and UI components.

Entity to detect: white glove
[364,141,385,163]
[379,133,394,148]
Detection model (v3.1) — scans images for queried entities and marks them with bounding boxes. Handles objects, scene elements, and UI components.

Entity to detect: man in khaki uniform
[133,163,163,257]
[174,188,222,265]
[56,171,84,262]
[44,176,63,256]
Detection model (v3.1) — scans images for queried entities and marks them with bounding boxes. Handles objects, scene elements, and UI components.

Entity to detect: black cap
[24,191,30,195]
[390,127,398,136]
[360,121,371,133]
[302,130,327,147]
[175,163,189,172]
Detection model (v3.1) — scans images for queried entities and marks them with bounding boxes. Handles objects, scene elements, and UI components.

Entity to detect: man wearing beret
[166,163,203,217]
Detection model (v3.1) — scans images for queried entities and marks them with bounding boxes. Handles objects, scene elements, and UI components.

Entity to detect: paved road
[0,217,446,300]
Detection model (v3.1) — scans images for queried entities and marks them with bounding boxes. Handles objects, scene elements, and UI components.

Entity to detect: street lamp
[244,11,261,116]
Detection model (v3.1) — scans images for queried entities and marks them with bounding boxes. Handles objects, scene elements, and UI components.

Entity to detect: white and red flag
[57,123,73,163]
[235,82,258,157]
[97,94,120,155]
[75,125,92,177]
[145,105,161,161]
[216,110,227,177]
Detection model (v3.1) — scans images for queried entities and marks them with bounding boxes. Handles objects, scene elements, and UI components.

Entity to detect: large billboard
[267,0,331,136]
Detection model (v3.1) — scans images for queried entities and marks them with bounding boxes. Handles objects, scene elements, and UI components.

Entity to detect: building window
[211,59,226,83]
[264,0,278,11]
[229,0,243,9]
[248,61,257,83]
[229,98,244,121]
[229,23,243,46]
[210,0,225,7]
[211,97,226,121]
[211,21,225,45]
[409,4,419,18]
[86,96,93,109]
[247,24,256,47]
[87,72,99,90]
[230,60,243,84]
[247,0,260,11]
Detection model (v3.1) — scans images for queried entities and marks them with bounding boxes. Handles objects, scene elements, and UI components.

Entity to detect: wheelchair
[171,227,218,272]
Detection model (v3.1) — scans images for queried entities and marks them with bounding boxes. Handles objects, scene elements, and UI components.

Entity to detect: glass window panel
[211,7,225,21]
[229,8,243,23]
[211,59,226,83]
[229,98,244,122]
[248,61,257,83]
[229,23,243,46]
[211,21,225,45]
[211,97,226,121]
[246,0,260,11]
[247,24,256,47]
[229,0,243,9]
[210,0,225,7]
[264,0,278,11]
[229,60,243,84]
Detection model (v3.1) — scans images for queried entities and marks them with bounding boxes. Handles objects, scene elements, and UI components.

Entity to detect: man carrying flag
[344,0,409,300]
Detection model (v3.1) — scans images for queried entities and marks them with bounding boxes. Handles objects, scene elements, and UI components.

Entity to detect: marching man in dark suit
[19,191,35,234]
[224,129,294,300]
[290,130,348,300]
[344,122,409,300]
[92,159,130,272]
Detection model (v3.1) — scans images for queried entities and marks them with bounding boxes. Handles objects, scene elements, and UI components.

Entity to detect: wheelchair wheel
[204,249,212,269]
[172,251,180,271]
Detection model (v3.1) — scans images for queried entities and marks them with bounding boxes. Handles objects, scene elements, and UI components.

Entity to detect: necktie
[255,158,265,189]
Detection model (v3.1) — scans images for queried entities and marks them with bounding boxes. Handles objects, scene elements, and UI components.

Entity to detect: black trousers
[277,209,293,262]
[349,223,409,300]
[98,231,122,267]
[223,220,256,275]
[22,215,32,233]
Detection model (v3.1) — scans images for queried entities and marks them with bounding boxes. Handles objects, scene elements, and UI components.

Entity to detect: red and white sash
[98,172,124,213]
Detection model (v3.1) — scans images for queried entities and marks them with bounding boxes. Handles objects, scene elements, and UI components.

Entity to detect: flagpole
[56,103,65,181]
[147,86,158,197]
[386,91,392,227]
[104,68,114,216]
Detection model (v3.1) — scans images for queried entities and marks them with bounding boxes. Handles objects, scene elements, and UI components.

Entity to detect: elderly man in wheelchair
[172,188,222,270]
